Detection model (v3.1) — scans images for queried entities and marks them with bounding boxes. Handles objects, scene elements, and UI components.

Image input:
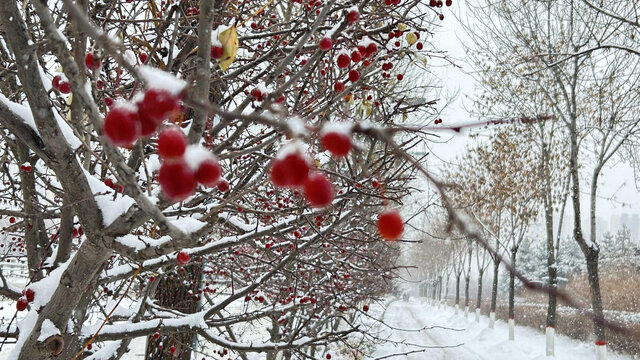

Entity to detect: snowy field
[370,299,633,360]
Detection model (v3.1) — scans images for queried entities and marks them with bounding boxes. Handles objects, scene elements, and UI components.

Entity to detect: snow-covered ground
[370,298,633,360]
[1,296,634,359]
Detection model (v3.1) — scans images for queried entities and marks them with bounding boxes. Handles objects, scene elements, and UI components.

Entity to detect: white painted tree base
[596,343,607,360]
[508,318,515,340]
[455,304,459,315]
[475,308,480,323]
[464,306,469,318]
[545,326,555,356]
[489,311,495,329]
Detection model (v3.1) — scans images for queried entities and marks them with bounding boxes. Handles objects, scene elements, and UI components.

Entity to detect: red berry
[416,42,424,50]
[318,37,332,51]
[85,53,100,70]
[269,152,310,187]
[25,289,35,302]
[86,344,92,350]
[196,158,222,186]
[58,81,71,94]
[16,298,28,311]
[351,50,362,63]
[333,81,344,92]
[177,251,190,265]
[139,52,148,63]
[138,112,161,137]
[326,354,332,359]
[104,178,115,188]
[103,106,141,147]
[153,332,160,339]
[346,10,360,24]
[303,173,334,208]
[363,304,369,312]
[217,179,230,192]
[446,0,452,6]
[321,131,352,157]
[365,43,378,57]
[104,96,114,107]
[52,75,62,89]
[372,180,380,188]
[210,45,223,59]
[336,53,351,68]
[251,88,264,101]
[348,69,360,82]
[9,217,15,223]
[377,210,403,240]
[169,345,177,354]
[158,161,196,201]
[397,74,404,81]
[157,127,187,159]
[139,88,178,123]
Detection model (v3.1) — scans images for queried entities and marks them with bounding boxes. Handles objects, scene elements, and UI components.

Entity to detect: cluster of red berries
[51,75,71,94]
[102,87,179,147]
[19,163,32,173]
[269,149,334,208]
[434,118,443,125]
[185,6,200,16]
[156,127,225,201]
[16,288,35,311]
[429,0,453,7]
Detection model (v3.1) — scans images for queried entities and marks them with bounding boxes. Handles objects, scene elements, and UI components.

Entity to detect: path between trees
[369,299,633,360]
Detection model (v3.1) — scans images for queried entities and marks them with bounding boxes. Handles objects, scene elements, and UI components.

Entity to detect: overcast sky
[423,1,640,217]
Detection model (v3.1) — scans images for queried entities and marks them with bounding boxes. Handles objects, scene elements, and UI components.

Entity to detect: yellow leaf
[397,23,407,32]
[218,26,238,71]
[406,32,418,45]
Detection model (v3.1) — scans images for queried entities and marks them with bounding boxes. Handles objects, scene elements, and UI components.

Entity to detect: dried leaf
[218,26,238,71]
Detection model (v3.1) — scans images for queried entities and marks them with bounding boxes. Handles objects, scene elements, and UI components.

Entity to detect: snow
[168,216,206,234]
[139,65,186,96]
[7,258,72,360]
[370,299,633,360]
[83,169,136,226]
[321,122,353,136]
[0,89,82,150]
[37,319,60,342]
[114,234,172,252]
[183,145,215,172]
[286,117,307,136]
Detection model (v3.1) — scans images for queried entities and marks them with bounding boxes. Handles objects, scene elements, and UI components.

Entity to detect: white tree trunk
[545,326,555,356]
[489,312,495,329]
[455,304,459,315]
[464,305,469,318]
[508,318,515,340]
[475,308,481,323]
[596,342,607,360]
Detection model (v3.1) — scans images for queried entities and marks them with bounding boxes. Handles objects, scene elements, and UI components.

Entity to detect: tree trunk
[455,273,461,308]
[489,257,499,328]
[145,264,202,360]
[586,249,606,343]
[476,270,484,323]
[568,108,607,348]
[508,248,517,340]
[464,274,470,313]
